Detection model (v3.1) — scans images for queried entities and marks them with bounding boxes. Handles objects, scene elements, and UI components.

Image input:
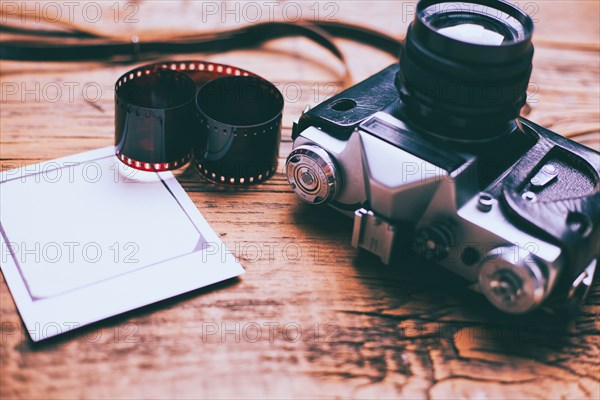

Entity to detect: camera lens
[396,0,534,141]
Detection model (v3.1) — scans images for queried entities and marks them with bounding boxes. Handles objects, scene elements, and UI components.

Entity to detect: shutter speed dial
[286,145,340,205]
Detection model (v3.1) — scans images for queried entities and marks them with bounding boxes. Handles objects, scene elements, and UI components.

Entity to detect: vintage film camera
[286,0,599,314]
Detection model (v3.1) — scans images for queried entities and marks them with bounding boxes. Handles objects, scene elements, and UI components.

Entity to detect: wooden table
[1,1,598,398]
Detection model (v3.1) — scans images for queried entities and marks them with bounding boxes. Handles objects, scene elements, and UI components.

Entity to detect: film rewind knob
[286,145,340,205]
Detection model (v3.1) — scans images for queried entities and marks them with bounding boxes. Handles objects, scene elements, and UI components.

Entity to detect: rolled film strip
[114,61,284,184]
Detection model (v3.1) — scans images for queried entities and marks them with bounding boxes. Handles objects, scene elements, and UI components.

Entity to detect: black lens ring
[414,0,534,64]
[396,0,535,141]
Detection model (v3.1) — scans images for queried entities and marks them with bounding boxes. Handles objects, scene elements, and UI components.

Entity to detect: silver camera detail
[288,109,598,314]
[286,0,599,315]
[289,111,582,314]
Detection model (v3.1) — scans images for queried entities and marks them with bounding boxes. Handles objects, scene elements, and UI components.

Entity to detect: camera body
[287,62,599,314]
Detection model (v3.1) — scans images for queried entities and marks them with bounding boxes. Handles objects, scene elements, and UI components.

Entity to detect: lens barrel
[396,0,535,141]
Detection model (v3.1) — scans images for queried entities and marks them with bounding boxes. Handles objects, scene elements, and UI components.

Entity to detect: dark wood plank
[1,1,599,399]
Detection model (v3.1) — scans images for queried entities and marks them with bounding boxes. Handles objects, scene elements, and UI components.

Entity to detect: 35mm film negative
[115,61,284,184]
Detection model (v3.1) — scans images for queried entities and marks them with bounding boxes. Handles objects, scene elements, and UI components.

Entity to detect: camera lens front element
[422,2,529,46]
[286,145,340,205]
[396,0,535,141]
[436,23,505,46]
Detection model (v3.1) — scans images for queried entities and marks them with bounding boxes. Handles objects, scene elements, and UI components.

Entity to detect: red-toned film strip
[114,61,283,184]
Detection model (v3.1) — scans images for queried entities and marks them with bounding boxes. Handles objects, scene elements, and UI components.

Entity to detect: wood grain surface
[1,1,599,399]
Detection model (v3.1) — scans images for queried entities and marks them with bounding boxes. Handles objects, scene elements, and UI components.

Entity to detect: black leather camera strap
[0,20,401,62]
[1,18,401,184]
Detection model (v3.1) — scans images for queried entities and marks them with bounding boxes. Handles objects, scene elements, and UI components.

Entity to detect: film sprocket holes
[196,76,283,184]
[286,0,600,314]
[115,61,283,184]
